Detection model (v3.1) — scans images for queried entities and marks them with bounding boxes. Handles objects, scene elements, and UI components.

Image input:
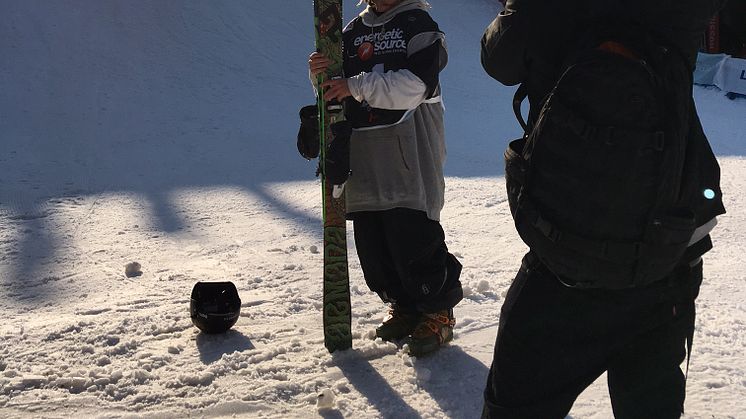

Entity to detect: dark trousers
[482,252,702,419]
[351,208,462,313]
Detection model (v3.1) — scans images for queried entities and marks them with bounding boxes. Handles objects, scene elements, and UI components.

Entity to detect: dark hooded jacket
[481,0,726,233]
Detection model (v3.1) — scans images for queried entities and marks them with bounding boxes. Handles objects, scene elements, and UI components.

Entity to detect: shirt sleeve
[347,69,428,110]
[406,34,447,98]
[480,1,529,86]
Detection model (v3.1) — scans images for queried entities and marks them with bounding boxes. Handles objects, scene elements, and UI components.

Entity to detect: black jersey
[342,8,445,129]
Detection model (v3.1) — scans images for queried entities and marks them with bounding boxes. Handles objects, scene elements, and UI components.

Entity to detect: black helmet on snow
[190,281,241,334]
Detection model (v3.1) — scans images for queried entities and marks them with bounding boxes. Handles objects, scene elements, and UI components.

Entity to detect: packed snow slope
[1,1,745,418]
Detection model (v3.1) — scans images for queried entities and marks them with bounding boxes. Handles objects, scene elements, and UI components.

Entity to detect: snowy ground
[1,1,745,418]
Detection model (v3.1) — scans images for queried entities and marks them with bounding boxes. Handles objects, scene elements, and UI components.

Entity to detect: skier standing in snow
[305,0,463,356]
[480,0,727,418]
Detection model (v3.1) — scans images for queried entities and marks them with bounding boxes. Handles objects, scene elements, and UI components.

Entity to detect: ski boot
[375,306,421,342]
[404,309,455,357]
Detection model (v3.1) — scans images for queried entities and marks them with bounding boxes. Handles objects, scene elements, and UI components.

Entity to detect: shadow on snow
[1,0,743,305]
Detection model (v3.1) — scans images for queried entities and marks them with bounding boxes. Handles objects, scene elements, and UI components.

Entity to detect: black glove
[297,105,320,160]
[324,120,352,185]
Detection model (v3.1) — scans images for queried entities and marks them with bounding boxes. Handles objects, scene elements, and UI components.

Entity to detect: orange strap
[598,41,640,60]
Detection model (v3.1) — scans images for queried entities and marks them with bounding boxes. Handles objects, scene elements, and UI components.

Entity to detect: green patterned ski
[314,0,352,353]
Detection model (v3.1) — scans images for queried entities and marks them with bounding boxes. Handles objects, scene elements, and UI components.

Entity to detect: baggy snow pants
[351,208,463,313]
[482,252,702,419]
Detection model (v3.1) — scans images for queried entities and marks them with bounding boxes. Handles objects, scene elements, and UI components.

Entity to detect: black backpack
[505,23,698,289]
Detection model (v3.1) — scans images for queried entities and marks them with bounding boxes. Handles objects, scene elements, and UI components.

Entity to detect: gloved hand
[324,120,352,185]
[297,105,320,160]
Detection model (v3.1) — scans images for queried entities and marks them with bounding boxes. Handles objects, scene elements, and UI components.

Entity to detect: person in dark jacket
[480,1,727,417]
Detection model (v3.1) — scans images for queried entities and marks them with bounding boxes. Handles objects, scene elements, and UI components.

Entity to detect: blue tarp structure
[695,52,746,97]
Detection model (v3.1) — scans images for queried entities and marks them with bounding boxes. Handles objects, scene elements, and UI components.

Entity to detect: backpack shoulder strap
[512,83,529,133]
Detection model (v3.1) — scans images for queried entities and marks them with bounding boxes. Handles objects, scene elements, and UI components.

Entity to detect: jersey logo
[358,42,374,61]
[353,27,407,57]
